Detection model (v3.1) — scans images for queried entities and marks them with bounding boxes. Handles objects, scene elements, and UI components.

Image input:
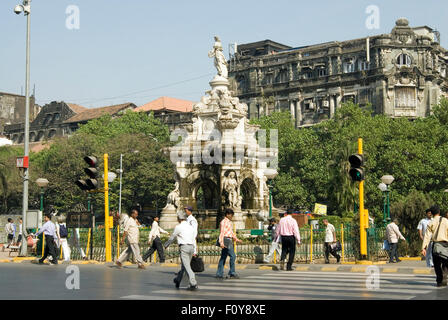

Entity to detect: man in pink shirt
[276,209,300,271]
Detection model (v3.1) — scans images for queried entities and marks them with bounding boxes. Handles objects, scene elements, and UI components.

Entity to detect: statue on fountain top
[208,36,228,79]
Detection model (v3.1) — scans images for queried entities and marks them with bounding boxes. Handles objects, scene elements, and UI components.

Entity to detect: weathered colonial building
[229,18,448,127]
[5,101,86,144]
[0,92,39,134]
[5,102,136,144]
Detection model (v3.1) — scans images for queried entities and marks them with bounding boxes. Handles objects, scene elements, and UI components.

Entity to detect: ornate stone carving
[223,171,241,209]
[165,181,180,210]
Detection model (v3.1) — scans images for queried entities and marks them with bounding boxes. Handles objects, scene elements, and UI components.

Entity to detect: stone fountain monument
[159,36,278,229]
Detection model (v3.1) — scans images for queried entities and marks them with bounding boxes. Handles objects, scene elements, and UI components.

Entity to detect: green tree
[30,111,174,215]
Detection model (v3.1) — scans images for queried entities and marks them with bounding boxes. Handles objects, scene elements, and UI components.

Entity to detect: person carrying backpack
[56,216,71,262]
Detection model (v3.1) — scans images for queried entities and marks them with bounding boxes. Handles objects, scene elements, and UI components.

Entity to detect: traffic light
[348,154,364,181]
[75,156,98,190]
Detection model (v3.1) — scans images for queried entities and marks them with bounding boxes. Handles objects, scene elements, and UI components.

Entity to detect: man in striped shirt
[216,208,242,279]
[276,209,300,271]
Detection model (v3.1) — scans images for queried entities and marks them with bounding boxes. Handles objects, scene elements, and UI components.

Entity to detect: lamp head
[14,4,23,15]
[381,175,395,185]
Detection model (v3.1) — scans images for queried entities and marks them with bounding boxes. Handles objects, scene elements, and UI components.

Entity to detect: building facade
[5,101,85,144]
[5,102,136,144]
[0,92,39,134]
[229,18,448,127]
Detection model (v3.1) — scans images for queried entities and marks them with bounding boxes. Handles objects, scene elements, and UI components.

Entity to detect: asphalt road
[0,263,447,300]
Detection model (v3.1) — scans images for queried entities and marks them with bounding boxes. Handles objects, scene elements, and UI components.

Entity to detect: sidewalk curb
[0,257,432,275]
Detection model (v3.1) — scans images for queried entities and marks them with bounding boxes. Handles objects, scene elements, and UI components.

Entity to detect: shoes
[49,261,58,265]
[437,282,447,287]
[173,278,180,288]
[227,274,239,279]
[280,261,285,270]
[388,261,396,263]
[325,261,330,264]
[337,257,341,263]
[138,264,146,270]
[187,285,198,291]
[263,260,270,264]
[286,268,293,271]
[160,260,165,263]
[396,259,402,263]
[115,261,122,268]
[215,276,225,280]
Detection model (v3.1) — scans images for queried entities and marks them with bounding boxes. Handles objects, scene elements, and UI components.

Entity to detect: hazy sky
[1,0,447,108]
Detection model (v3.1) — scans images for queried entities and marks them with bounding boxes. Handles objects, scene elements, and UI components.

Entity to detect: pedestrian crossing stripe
[120,270,436,301]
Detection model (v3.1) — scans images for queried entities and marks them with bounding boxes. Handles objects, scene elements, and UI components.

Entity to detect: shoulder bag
[432,217,448,260]
[190,255,205,272]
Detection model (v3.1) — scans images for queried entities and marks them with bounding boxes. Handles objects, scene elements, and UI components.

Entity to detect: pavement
[0,248,433,275]
[0,262,444,300]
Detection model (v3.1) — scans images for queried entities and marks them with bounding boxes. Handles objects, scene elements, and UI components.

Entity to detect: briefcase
[190,255,204,273]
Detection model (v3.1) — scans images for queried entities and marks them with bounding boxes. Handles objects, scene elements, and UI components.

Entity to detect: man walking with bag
[165,211,198,290]
[323,219,340,264]
[264,218,282,264]
[216,208,242,279]
[35,214,58,265]
[276,209,300,271]
[422,205,448,287]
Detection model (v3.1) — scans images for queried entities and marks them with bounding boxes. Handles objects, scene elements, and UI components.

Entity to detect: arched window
[397,54,411,67]
[48,129,57,139]
[37,131,45,141]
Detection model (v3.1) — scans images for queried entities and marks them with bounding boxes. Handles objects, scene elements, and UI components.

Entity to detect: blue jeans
[216,239,236,277]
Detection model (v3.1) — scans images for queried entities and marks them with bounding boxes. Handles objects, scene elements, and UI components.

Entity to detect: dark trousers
[39,235,58,264]
[389,242,399,262]
[432,251,448,284]
[280,235,296,269]
[143,237,165,262]
[325,242,340,263]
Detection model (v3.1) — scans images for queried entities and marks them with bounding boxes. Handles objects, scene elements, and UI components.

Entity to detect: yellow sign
[313,203,327,215]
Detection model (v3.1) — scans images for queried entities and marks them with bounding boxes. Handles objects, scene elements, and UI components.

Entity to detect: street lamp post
[15,0,32,257]
[36,178,49,212]
[264,169,278,218]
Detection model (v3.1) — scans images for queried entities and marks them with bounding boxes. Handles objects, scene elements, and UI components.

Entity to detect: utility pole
[16,0,32,257]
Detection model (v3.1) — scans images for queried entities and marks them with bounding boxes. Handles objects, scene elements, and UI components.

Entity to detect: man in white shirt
[142,216,169,263]
[418,209,433,268]
[35,214,58,265]
[323,219,340,264]
[56,215,71,262]
[5,218,15,248]
[116,209,145,269]
[184,206,198,255]
[165,211,198,290]
[386,218,406,263]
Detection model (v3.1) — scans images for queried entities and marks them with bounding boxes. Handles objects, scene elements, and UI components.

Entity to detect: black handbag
[190,255,204,273]
[432,217,448,260]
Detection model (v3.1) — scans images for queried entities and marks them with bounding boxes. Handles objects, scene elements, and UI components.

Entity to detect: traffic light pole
[104,154,112,262]
[358,138,368,258]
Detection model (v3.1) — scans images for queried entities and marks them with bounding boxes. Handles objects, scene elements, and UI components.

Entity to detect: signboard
[67,212,93,228]
[26,210,42,229]
[313,203,327,215]
[16,156,29,168]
